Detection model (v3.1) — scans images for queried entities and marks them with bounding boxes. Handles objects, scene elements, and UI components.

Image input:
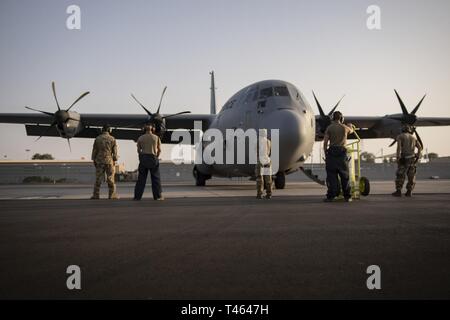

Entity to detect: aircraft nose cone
[263,109,307,172]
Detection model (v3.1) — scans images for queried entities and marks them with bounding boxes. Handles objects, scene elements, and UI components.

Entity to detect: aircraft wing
[0,113,55,125]
[413,117,450,127]
[315,115,450,141]
[78,113,215,130]
[0,112,216,143]
[343,116,450,128]
[0,113,215,129]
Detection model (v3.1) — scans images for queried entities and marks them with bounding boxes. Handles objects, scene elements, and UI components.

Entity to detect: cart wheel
[359,177,370,196]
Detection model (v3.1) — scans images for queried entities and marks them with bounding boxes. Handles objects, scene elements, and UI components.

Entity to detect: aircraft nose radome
[265,109,305,171]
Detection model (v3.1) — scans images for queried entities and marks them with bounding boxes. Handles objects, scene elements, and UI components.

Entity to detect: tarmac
[0,180,449,299]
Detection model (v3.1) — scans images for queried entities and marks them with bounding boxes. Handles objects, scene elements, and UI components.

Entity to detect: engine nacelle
[55,110,83,139]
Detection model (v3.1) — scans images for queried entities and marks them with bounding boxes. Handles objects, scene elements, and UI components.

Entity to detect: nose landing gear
[274,172,286,189]
[193,165,211,186]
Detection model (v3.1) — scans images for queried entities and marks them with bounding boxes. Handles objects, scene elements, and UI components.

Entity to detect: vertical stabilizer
[210,71,216,115]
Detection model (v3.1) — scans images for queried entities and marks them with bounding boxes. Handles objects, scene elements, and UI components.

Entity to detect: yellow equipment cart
[345,126,370,199]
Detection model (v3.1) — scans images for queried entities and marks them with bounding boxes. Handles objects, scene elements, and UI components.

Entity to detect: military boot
[391,190,402,197]
[405,190,412,197]
[109,192,119,200]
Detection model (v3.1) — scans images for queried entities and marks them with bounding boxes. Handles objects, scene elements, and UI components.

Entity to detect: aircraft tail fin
[210,71,216,115]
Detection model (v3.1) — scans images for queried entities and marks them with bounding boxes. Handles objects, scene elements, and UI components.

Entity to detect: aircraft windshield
[259,86,290,99]
[259,87,273,99]
[274,86,289,97]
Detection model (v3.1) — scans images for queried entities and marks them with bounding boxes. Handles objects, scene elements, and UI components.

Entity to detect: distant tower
[210,71,217,115]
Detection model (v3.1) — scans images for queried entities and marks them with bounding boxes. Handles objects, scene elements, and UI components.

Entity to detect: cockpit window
[244,86,258,104]
[259,86,290,99]
[274,86,289,97]
[259,87,273,99]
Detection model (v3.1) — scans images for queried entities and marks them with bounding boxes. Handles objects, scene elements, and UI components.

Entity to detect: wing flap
[79,113,215,131]
[25,124,198,144]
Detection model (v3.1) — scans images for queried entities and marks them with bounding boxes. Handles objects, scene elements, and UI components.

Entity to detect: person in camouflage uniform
[392,125,423,197]
[91,125,119,199]
[255,129,272,199]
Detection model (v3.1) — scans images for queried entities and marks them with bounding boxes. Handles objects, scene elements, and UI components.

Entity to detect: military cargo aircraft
[1,72,450,188]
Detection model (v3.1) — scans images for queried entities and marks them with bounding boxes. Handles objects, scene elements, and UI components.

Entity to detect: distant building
[432,156,450,163]
[0,160,125,184]
[1,159,449,185]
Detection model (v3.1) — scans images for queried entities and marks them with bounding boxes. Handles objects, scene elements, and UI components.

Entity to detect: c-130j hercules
[1,72,450,189]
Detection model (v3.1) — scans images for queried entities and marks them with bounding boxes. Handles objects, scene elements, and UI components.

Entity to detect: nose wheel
[193,165,210,186]
[274,172,286,189]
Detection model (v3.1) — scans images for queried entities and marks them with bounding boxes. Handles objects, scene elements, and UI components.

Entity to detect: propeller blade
[131,93,153,116]
[156,86,167,114]
[162,111,191,119]
[412,127,424,149]
[35,121,57,141]
[328,94,345,116]
[388,139,397,147]
[394,89,409,115]
[67,138,72,152]
[312,91,325,117]
[25,106,54,116]
[411,94,426,115]
[66,91,90,111]
[52,81,61,111]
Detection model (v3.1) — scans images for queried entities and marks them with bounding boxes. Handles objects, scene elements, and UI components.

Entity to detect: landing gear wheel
[359,176,370,196]
[193,166,207,186]
[274,172,286,189]
[196,175,206,186]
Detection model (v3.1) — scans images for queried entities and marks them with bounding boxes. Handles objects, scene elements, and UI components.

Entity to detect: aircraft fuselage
[196,80,315,178]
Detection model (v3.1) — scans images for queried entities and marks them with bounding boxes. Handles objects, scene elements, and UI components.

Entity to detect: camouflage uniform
[91,132,118,199]
[255,162,272,198]
[395,157,417,191]
[394,131,422,194]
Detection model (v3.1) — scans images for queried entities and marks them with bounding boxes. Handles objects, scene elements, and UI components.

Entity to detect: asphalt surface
[0,179,449,199]
[1,182,449,299]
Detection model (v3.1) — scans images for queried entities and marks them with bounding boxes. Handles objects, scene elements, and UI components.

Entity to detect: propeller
[129,86,191,136]
[25,81,90,149]
[388,90,426,148]
[312,91,345,134]
[391,89,426,125]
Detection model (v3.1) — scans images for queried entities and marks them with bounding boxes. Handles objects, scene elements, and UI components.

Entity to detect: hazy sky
[0,0,449,169]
